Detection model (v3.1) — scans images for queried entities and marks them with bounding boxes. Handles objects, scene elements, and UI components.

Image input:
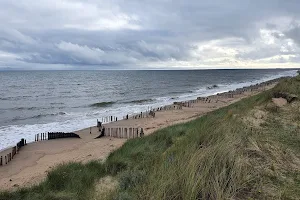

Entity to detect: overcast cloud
[0,0,300,70]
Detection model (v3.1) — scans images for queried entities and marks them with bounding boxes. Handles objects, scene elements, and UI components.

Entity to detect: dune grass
[0,161,106,200]
[1,76,300,200]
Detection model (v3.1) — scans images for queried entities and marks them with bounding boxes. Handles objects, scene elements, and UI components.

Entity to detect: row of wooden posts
[104,127,144,138]
[151,104,183,111]
[123,104,183,120]
[35,132,81,142]
[0,138,26,166]
[100,116,118,123]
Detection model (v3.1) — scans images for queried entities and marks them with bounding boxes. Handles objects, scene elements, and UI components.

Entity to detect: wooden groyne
[0,138,26,166]
[0,132,80,167]
[122,104,182,120]
[34,132,80,141]
[99,116,118,123]
[105,127,144,138]
[96,126,144,139]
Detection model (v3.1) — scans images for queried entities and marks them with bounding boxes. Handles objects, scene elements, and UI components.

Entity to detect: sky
[0,0,300,70]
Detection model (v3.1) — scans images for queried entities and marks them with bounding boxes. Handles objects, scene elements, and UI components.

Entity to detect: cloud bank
[0,0,300,70]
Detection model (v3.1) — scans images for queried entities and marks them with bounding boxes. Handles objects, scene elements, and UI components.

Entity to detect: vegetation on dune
[1,76,300,200]
[0,161,106,200]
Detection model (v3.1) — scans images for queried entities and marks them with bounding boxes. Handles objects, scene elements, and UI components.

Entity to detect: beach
[0,79,278,190]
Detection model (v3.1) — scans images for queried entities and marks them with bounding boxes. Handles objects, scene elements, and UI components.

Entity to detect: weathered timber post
[140,128,144,137]
[131,128,134,138]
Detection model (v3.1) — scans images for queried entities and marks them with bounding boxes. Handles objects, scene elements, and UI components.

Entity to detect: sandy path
[0,85,273,191]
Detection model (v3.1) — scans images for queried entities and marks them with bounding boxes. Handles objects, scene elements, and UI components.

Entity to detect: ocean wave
[90,101,116,107]
[206,85,219,90]
[14,106,39,111]
[124,99,154,104]
[50,102,64,105]
[11,112,67,122]
[169,90,194,95]
[0,95,32,100]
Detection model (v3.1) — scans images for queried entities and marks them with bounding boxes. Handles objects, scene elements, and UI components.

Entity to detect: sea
[0,69,298,150]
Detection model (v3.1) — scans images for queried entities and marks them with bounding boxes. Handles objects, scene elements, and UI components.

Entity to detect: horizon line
[0,68,299,72]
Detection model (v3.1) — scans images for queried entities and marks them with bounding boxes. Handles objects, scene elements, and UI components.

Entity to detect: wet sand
[0,82,276,190]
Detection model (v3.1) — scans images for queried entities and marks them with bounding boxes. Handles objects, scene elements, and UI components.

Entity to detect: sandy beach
[0,81,277,190]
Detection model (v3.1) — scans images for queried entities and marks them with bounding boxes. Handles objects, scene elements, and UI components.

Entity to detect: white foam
[0,70,297,150]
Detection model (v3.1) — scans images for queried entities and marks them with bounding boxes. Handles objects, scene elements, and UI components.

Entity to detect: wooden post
[134,128,136,137]
[129,128,132,138]
[135,128,137,138]
[132,128,134,138]
[128,128,134,138]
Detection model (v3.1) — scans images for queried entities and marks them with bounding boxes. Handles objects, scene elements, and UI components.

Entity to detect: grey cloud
[285,24,300,46]
[0,0,300,69]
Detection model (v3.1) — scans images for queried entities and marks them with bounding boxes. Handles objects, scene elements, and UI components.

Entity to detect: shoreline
[0,77,286,190]
[0,70,296,150]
